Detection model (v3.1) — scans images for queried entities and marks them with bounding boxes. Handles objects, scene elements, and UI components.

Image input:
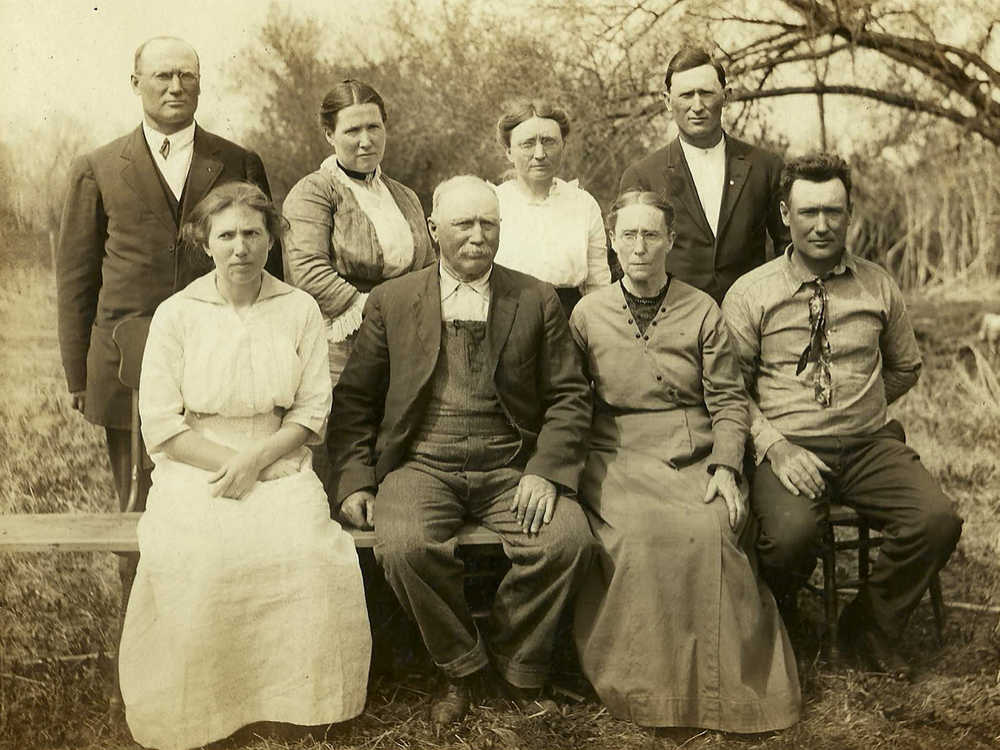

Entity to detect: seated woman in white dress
[571,191,800,733]
[494,98,611,314]
[118,182,371,750]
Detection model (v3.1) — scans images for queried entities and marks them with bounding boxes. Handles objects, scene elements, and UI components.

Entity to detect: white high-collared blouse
[494,178,610,295]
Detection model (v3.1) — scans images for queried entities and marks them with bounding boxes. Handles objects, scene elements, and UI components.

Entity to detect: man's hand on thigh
[511,474,557,535]
[342,489,376,529]
[765,439,832,499]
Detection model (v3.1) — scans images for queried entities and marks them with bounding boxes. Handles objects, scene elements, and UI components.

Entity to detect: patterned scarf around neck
[796,279,833,407]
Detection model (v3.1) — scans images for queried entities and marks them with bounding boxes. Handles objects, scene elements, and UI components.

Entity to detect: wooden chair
[111,317,152,512]
[812,503,946,660]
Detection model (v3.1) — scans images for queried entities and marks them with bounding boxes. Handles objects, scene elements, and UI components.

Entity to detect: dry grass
[851,141,1000,290]
[2,235,1000,750]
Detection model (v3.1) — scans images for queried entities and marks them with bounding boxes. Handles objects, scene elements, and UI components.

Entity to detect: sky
[1,1,995,160]
[0,0,394,146]
[0,0,824,155]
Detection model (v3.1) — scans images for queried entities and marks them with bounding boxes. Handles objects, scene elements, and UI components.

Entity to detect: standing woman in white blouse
[494,99,611,314]
[283,79,435,490]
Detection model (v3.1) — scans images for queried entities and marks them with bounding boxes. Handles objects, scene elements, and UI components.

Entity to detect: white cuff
[325,292,369,343]
[752,421,785,466]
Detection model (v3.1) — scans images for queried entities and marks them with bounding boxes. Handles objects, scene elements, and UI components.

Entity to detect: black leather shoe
[838,605,911,680]
[855,628,912,680]
[430,677,473,725]
[502,682,559,716]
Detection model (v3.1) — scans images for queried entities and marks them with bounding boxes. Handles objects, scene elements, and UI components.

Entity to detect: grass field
[2,234,1000,750]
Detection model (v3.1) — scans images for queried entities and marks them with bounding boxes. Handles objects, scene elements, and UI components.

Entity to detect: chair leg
[822,531,839,662]
[125,392,141,513]
[929,573,946,646]
[857,522,870,581]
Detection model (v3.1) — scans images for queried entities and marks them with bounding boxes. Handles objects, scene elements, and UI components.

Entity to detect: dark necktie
[795,279,833,407]
[159,137,170,159]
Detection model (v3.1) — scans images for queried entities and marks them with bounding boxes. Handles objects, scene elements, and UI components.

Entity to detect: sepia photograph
[1,1,998,748]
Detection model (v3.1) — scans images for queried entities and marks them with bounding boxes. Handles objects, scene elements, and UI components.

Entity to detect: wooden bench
[0,513,502,553]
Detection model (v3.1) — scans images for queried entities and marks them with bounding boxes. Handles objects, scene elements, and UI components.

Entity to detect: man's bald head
[130,36,201,135]
[428,176,501,282]
[431,176,498,222]
[133,36,200,75]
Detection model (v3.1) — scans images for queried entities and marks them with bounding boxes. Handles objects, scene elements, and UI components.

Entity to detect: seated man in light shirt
[328,175,596,725]
[722,152,962,679]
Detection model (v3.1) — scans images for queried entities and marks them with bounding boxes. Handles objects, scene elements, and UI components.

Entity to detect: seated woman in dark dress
[571,190,800,732]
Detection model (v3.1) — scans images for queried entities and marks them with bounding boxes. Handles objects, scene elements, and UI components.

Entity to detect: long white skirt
[119,418,371,750]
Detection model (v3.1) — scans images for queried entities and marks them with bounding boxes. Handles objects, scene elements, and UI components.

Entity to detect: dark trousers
[374,461,596,688]
[752,420,962,640]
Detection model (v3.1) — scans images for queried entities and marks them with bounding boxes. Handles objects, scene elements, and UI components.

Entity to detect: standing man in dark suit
[55,37,279,707]
[619,47,787,303]
[57,35,279,515]
[329,175,596,726]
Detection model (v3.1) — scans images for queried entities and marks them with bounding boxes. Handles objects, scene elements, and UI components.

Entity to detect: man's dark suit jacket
[619,135,788,304]
[328,263,593,506]
[56,124,279,430]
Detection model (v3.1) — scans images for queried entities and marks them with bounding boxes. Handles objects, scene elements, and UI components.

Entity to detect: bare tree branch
[731,83,998,142]
[778,0,999,108]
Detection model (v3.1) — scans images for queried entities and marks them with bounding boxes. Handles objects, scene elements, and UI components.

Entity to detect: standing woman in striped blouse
[283,79,435,490]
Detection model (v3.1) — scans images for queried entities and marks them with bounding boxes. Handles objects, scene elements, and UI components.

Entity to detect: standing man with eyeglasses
[722,153,962,679]
[55,35,279,715]
[619,47,787,304]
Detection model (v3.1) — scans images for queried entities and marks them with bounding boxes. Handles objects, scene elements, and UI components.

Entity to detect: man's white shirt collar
[142,120,196,201]
[677,133,726,160]
[678,134,726,236]
[439,262,492,322]
[142,120,196,157]
[440,262,491,296]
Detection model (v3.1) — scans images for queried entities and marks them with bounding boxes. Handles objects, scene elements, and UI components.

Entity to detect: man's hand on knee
[765,439,832,499]
[342,490,376,530]
[511,474,557,535]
